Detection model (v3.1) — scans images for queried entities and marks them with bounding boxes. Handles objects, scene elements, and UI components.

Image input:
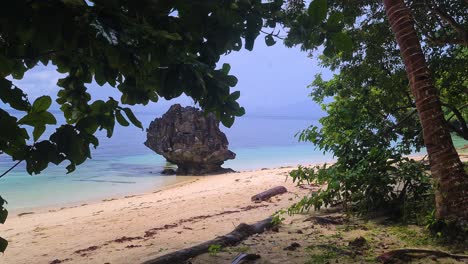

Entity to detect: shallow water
[3,109,465,211]
[0,112,331,210]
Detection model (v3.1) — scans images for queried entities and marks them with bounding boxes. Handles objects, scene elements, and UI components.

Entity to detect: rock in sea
[145,104,236,175]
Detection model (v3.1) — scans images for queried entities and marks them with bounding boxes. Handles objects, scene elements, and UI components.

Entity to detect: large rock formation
[145,104,236,175]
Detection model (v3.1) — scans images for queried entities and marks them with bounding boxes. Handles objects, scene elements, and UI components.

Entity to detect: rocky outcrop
[145,104,236,175]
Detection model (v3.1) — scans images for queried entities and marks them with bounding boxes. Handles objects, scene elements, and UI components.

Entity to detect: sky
[8,38,332,120]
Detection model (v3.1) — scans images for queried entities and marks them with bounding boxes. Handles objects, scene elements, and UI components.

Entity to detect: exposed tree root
[377,248,468,263]
[141,217,273,264]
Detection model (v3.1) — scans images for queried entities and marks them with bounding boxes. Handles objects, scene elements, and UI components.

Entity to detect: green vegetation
[305,249,337,264]
[272,209,287,225]
[208,244,222,256]
[285,0,467,232]
[230,245,251,253]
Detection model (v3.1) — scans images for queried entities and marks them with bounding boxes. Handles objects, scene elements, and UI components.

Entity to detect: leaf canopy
[0,0,283,175]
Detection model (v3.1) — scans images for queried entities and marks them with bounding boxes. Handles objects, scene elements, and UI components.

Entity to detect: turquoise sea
[0,112,333,210]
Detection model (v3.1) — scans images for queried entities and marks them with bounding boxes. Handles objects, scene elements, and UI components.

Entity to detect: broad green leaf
[33,125,46,141]
[221,63,231,75]
[18,114,37,126]
[32,96,52,112]
[0,78,31,111]
[122,108,142,129]
[115,110,130,127]
[18,111,57,126]
[226,76,238,87]
[308,0,328,25]
[0,237,7,253]
[326,12,344,32]
[332,32,353,53]
[323,45,335,58]
[245,15,262,51]
[221,115,235,128]
[94,68,106,86]
[230,91,241,100]
[265,35,276,46]
[88,134,99,148]
[0,208,7,224]
[76,117,99,134]
[40,111,58,125]
[235,107,246,116]
[245,34,255,51]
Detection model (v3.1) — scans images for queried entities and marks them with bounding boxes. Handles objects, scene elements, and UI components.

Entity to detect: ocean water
[0,112,331,210]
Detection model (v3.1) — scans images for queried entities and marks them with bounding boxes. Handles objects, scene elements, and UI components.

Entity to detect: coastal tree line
[0,0,467,252]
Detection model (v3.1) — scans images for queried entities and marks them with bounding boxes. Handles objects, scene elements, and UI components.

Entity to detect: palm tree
[382,0,467,223]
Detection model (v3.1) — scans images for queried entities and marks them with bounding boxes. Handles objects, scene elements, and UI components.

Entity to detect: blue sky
[8,39,331,120]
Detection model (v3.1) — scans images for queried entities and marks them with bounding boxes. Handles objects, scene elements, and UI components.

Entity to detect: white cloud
[9,65,65,100]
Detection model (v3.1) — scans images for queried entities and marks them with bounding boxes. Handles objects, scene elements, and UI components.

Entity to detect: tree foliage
[0,0,285,252]
[284,0,467,218]
[0,0,286,175]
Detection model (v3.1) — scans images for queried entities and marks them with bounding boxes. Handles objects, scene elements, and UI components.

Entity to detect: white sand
[0,166,312,264]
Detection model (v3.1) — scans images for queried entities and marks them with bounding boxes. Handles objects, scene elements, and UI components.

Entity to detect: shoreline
[0,165,314,264]
[7,150,463,216]
[6,161,323,216]
[7,175,202,217]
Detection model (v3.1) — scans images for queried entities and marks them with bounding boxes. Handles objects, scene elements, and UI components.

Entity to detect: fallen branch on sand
[377,248,468,263]
[251,186,287,202]
[141,217,274,264]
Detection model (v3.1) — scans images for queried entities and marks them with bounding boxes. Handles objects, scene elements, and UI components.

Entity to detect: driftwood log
[141,217,273,264]
[377,248,468,263]
[251,186,287,202]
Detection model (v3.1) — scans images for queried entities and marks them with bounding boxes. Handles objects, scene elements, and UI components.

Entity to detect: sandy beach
[0,166,313,264]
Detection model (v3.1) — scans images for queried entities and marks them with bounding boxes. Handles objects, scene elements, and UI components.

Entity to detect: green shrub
[208,244,222,256]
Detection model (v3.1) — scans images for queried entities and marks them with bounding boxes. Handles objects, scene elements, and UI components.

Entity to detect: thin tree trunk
[383,0,468,223]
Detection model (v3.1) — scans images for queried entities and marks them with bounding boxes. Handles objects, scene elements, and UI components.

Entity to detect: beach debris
[239,204,269,210]
[349,236,367,249]
[125,244,142,249]
[283,242,301,251]
[145,104,236,175]
[231,253,261,264]
[17,212,34,217]
[113,236,143,243]
[251,186,287,202]
[49,258,72,264]
[69,205,271,260]
[141,217,273,264]
[74,245,101,257]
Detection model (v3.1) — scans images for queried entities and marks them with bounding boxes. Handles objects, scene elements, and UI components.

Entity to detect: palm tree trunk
[383,0,467,223]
